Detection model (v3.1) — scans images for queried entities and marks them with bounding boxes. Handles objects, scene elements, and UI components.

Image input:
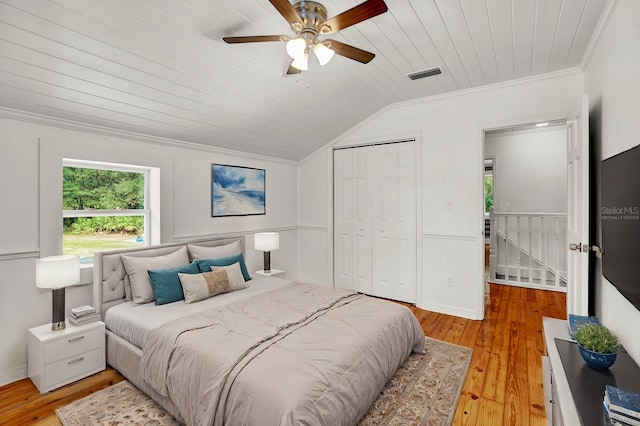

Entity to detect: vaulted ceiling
[0,0,610,161]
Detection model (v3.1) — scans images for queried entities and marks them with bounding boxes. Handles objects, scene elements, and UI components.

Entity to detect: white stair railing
[489,210,567,291]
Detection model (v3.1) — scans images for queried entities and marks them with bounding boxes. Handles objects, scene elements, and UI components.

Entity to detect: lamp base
[263,251,271,273]
[52,320,66,331]
[51,287,66,331]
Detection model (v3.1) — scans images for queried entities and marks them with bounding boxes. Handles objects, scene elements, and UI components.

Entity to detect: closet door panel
[336,234,351,286]
[377,173,393,294]
[395,237,411,293]
[334,149,353,289]
[352,148,372,293]
[392,143,417,302]
[372,145,394,298]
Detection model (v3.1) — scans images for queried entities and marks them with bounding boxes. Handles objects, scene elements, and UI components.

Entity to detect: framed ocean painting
[211,164,265,217]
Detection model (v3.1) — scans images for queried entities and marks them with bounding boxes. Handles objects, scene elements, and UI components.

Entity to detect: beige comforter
[140,282,425,426]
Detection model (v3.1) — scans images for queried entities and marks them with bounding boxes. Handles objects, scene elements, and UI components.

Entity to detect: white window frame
[484,157,495,216]
[62,159,153,262]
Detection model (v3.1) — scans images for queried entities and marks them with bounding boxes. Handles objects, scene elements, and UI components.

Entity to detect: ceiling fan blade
[321,0,388,34]
[223,35,286,44]
[269,0,304,27]
[325,39,375,64]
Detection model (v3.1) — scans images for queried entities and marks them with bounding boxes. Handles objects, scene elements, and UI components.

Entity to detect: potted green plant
[573,323,620,370]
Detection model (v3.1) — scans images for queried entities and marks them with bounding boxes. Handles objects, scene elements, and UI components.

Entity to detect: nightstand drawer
[44,327,103,365]
[44,347,104,389]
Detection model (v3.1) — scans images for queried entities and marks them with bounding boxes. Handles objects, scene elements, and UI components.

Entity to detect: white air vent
[407,67,442,80]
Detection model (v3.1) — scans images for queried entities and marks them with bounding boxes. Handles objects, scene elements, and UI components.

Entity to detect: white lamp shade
[36,255,80,289]
[254,232,280,252]
[291,53,309,71]
[286,37,307,59]
[313,42,335,66]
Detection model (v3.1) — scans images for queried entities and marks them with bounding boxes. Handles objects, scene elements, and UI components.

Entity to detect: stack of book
[69,305,100,326]
[604,385,640,426]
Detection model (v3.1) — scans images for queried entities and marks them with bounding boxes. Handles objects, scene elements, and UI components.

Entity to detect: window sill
[78,263,93,285]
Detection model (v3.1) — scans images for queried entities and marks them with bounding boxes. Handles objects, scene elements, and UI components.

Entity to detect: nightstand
[28,321,105,393]
[254,269,285,278]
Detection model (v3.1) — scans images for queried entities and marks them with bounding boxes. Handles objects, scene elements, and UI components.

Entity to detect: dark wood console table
[543,317,640,426]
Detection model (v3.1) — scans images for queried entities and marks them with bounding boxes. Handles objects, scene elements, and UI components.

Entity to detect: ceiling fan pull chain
[294,67,311,89]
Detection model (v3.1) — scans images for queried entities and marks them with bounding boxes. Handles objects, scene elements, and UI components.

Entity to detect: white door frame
[566,94,590,316]
[479,113,574,307]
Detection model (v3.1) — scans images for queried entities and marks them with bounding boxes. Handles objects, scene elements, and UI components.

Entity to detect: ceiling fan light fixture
[286,37,307,59]
[291,52,309,71]
[313,42,334,66]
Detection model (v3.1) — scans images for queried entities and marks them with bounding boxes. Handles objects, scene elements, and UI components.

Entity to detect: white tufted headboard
[93,237,245,315]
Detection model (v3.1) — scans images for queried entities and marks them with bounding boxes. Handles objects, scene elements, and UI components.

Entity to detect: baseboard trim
[0,365,27,388]
[417,301,482,320]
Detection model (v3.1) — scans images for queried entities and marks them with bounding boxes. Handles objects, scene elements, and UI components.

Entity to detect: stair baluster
[488,211,567,291]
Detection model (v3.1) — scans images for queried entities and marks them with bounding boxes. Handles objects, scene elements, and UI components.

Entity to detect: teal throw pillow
[148,261,199,305]
[196,253,252,281]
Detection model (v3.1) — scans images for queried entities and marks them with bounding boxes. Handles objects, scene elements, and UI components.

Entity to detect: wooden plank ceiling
[0,0,610,161]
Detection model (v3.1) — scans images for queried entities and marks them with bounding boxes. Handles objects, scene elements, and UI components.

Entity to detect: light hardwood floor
[0,283,566,425]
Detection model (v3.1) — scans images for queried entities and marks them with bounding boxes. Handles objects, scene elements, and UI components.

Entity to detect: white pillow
[121,246,189,305]
[188,240,242,260]
[178,270,231,303]
[210,262,248,291]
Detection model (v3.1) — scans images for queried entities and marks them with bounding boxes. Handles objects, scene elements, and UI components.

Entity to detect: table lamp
[36,255,80,331]
[254,232,279,273]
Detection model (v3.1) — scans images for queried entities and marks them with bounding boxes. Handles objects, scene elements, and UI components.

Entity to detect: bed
[93,237,425,426]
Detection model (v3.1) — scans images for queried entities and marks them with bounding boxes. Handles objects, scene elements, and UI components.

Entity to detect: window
[63,159,152,264]
[484,158,494,214]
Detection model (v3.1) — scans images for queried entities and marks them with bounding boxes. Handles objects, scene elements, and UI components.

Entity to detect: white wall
[485,127,567,214]
[298,71,583,320]
[0,113,298,386]
[584,0,640,364]
[296,150,331,285]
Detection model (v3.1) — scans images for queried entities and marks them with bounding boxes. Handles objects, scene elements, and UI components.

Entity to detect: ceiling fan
[223,0,388,73]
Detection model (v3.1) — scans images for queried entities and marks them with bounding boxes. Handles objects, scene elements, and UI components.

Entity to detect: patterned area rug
[56,337,471,426]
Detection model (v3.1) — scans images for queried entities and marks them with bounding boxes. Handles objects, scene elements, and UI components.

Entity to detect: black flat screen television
[601,143,640,310]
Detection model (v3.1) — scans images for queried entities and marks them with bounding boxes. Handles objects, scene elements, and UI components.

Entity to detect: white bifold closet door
[334,141,417,303]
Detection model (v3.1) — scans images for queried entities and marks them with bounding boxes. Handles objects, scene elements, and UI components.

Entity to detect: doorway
[483,120,569,292]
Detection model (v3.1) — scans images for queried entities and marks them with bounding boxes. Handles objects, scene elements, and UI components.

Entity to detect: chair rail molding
[0,250,40,261]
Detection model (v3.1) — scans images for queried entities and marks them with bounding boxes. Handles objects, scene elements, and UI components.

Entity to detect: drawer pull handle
[68,357,84,365]
[68,336,85,343]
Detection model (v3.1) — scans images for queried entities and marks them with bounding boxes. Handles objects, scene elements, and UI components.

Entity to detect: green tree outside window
[484,175,494,213]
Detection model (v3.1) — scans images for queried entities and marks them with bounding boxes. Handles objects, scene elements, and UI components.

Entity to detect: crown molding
[299,67,583,164]
[0,107,297,166]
